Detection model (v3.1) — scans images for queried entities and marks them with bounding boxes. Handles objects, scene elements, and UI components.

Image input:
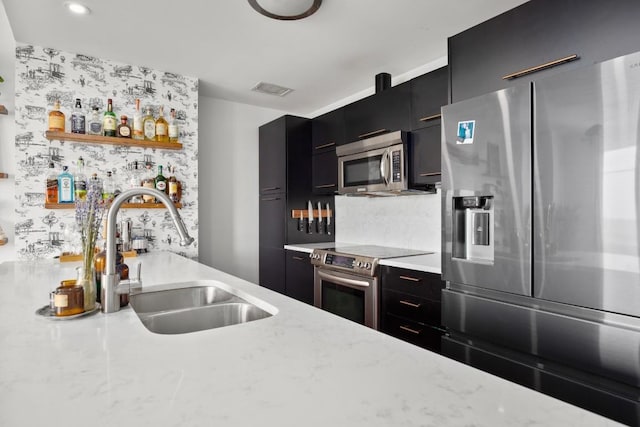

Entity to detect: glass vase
[76,265,97,311]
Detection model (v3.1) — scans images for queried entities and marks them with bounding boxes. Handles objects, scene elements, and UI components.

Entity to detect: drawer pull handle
[315,142,336,150]
[502,54,579,80]
[315,183,336,189]
[292,256,305,261]
[261,197,280,201]
[418,172,441,177]
[399,300,421,308]
[419,113,441,122]
[261,187,280,191]
[358,128,388,139]
[399,275,421,282]
[400,325,421,335]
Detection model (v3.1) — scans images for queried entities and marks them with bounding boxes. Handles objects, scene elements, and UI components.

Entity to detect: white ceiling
[2,0,528,116]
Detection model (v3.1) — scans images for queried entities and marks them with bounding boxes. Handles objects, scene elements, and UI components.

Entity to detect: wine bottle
[103,98,117,137]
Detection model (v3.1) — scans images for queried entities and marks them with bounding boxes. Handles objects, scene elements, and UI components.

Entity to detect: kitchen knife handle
[315,142,336,150]
[502,54,579,80]
[358,128,388,139]
[399,325,422,335]
[419,113,441,122]
[399,275,421,282]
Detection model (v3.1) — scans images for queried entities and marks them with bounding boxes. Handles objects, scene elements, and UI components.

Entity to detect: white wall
[198,96,286,284]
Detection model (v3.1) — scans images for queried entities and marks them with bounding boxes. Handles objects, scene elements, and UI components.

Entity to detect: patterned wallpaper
[13,43,199,260]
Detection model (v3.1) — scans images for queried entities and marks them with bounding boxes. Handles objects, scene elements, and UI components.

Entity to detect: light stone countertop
[0,252,620,427]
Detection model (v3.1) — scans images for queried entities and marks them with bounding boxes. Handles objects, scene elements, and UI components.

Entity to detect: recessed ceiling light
[251,81,294,97]
[64,2,91,15]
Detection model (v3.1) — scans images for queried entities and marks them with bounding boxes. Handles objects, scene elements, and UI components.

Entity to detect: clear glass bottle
[132,98,144,140]
[76,265,96,312]
[103,98,117,137]
[71,98,86,134]
[143,106,156,141]
[57,165,74,203]
[155,106,169,142]
[89,172,102,196]
[87,106,103,135]
[74,157,87,201]
[168,108,179,143]
[168,174,180,203]
[117,115,132,138]
[142,165,156,203]
[46,162,58,204]
[48,100,65,132]
[102,170,115,201]
[154,164,167,194]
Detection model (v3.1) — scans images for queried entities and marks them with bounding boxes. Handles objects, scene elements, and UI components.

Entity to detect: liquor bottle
[168,175,180,203]
[102,170,115,201]
[143,106,156,141]
[48,100,65,132]
[132,98,144,140]
[154,165,168,194]
[70,98,86,134]
[117,115,132,138]
[45,162,58,204]
[58,166,74,203]
[87,106,103,135]
[89,172,102,196]
[142,165,156,203]
[74,157,87,201]
[103,98,117,137]
[168,108,179,143]
[155,106,169,142]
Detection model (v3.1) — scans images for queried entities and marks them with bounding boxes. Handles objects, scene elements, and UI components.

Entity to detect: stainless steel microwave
[336,131,408,195]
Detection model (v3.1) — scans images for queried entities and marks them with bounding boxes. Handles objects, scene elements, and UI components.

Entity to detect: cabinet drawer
[383,289,441,327]
[381,266,443,301]
[382,314,444,353]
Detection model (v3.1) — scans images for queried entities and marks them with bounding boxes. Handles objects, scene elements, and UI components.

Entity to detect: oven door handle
[317,269,372,290]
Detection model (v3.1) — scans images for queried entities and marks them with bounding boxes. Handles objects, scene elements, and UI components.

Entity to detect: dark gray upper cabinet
[410,66,448,131]
[312,150,337,195]
[312,108,345,151]
[409,125,441,189]
[344,82,412,143]
[449,0,640,103]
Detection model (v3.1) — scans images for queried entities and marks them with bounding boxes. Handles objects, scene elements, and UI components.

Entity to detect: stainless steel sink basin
[130,280,276,335]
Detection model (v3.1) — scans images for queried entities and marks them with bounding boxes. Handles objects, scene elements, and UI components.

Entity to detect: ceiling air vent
[251,81,293,97]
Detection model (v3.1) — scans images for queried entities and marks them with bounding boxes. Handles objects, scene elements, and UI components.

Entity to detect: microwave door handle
[317,269,371,290]
[380,150,390,186]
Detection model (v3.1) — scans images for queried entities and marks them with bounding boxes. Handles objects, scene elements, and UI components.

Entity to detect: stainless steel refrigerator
[441,51,640,424]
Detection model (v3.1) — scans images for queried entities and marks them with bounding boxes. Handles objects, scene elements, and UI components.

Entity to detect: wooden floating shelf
[45,131,183,150]
[59,250,137,263]
[291,209,333,219]
[45,202,182,210]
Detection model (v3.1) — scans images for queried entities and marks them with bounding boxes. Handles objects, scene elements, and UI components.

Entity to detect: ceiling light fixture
[252,81,294,97]
[248,0,322,21]
[64,2,91,15]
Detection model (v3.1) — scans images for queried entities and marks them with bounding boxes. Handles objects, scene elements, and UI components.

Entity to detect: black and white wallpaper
[14,43,199,260]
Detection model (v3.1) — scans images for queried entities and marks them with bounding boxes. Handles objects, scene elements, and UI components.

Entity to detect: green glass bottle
[103,98,117,137]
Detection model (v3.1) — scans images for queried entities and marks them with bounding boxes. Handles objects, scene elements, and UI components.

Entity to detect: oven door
[314,267,379,329]
[338,143,406,194]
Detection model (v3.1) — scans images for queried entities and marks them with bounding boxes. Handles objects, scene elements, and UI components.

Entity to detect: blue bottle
[58,165,75,203]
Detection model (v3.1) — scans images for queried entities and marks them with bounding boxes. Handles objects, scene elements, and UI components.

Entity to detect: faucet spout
[101,188,194,313]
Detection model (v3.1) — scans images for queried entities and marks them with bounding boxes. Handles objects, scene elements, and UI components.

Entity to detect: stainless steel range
[310,245,430,329]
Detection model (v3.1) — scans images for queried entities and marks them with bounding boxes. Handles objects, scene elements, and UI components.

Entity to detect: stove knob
[356,261,363,268]
[364,262,371,269]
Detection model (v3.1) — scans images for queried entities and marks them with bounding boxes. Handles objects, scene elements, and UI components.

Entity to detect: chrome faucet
[101,188,194,313]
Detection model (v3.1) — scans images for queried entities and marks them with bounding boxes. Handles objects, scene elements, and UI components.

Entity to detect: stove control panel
[310,250,378,276]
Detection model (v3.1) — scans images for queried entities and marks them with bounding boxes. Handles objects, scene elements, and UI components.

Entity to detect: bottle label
[169,181,178,194]
[144,121,155,139]
[59,177,73,202]
[47,178,58,191]
[54,293,69,308]
[142,180,155,202]
[168,124,179,139]
[89,122,102,134]
[119,126,131,137]
[156,123,168,136]
[104,116,117,131]
[156,181,167,191]
[49,115,65,131]
[71,115,86,133]
[133,118,143,132]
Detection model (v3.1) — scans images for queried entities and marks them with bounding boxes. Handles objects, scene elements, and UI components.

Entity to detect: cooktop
[317,245,432,260]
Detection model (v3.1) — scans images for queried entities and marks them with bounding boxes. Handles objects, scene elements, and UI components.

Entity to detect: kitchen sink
[130,280,276,335]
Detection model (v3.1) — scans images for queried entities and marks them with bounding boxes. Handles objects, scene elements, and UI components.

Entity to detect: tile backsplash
[334,192,441,251]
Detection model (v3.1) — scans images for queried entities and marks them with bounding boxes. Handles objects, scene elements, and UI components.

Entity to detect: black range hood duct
[375,73,391,93]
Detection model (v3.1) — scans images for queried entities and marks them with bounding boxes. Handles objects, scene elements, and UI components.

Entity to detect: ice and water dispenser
[452,196,494,263]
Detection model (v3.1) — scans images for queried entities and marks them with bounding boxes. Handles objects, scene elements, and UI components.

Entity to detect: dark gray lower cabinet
[380,266,445,353]
[259,247,285,294]
[285,250,314,305]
